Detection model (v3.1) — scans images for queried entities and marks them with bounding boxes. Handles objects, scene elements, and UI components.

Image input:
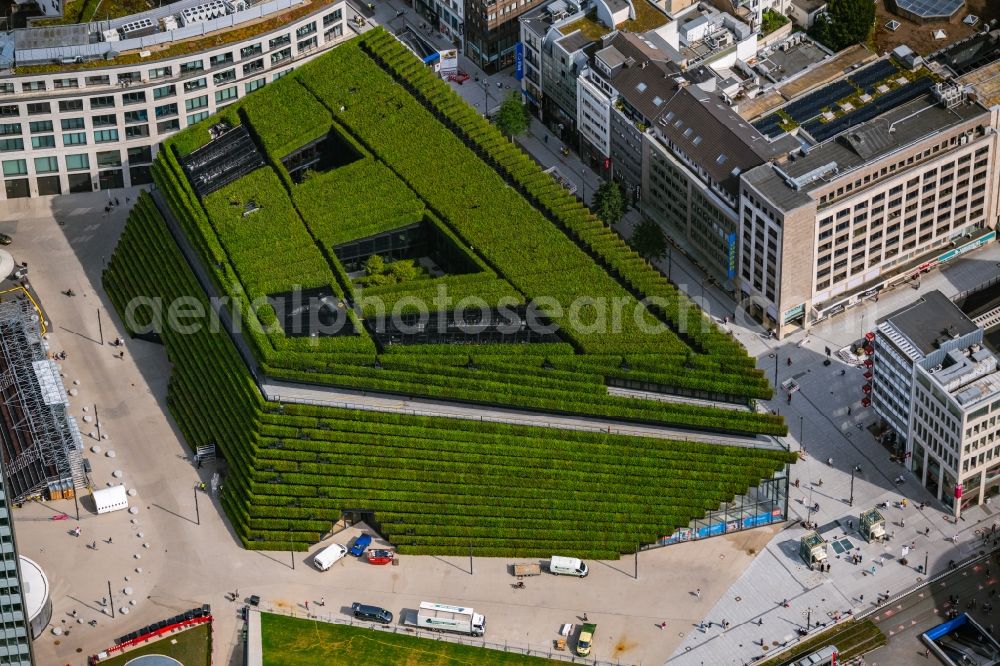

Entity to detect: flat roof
[744,93,988,211]
[19,556,49,623]
[880,290,979,356]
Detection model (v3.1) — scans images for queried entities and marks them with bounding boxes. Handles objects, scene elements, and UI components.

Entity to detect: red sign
[956,484,963,499]
[831,650,838,666]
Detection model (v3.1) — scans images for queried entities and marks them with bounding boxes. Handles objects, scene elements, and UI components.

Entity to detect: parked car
[349,533,372,557]
[0,233,11,245]
[312,543,348,571]
[351,602,393,624]
[367,549,394,565]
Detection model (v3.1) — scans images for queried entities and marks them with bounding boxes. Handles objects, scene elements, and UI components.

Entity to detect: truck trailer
[402,601,487,636]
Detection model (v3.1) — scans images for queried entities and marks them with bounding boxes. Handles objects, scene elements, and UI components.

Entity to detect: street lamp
[581,167,587,205]
[667,245,672,282]
[799,415,804,449]
[769,352,778,388]
[849,464,862,507]
[806,606,812,630]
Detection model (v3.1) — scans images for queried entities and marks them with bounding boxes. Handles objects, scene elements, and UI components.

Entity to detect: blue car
[349,533,372,557]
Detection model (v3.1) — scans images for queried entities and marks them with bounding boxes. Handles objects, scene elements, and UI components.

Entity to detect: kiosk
[799,531,828,569]
[859,507,886,543]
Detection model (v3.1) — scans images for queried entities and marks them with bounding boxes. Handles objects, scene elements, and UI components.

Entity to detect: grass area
[18,0,338,74]
[260,613,561,665]
[559,12,611,40]
[619,0,669,33]
[34,0,150,25]
[757,619,887,666]
[96,623,211,666]
[761,9,790,36]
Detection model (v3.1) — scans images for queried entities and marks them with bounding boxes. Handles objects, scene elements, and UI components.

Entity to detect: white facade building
[0,0,349,200]
[872,290,1000,516]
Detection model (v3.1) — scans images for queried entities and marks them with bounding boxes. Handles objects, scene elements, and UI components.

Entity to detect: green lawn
[260,613,561,665]
[96,623,211,666]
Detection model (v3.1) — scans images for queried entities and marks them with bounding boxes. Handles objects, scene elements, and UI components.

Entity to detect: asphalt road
[868,547,1000,665]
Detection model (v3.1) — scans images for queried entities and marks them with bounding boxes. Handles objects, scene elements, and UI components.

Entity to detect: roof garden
[103,29,794,556]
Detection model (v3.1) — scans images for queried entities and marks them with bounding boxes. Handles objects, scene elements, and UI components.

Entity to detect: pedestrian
[760,637,766,646]
[695,588,701,599]
[101,596,107,606]
[878,556,884,566]
[319,597,325,607]
[860,594,864,602]
[91,541,97,549]
[305,601,309,611]
[115,197,120,206]
[582,612,588,622]
[118,351,125,359]
[757,617,764,626]
[926,527,931,536]
[847,406,852,415]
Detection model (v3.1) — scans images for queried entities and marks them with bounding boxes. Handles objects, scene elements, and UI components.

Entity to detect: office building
[741,80,999,335]
[0,0,349,200]
[872,290,1000,515]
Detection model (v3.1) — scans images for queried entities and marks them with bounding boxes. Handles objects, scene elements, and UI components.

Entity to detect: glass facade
[654,464,790,547]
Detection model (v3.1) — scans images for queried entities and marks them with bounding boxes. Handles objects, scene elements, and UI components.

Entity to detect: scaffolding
[0,299,84,502]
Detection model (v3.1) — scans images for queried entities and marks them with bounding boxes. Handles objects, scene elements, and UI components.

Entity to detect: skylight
[716,154,728,165]
[652,96,663,106]
[636,82,647,93]
[693,136,702,145]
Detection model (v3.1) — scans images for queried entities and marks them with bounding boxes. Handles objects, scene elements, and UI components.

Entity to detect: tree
[630,218,667,260]
[364,254,385,277]
[809,0,876,52]
[591,181,625,227]
[387,259,418,283]
[493,91,530,137]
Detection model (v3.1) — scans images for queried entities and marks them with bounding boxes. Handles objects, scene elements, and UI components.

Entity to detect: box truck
[550,556,588,577]
[402,601,486,636]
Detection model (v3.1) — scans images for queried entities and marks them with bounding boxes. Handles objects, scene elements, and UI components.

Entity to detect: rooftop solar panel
[892,0,964,19]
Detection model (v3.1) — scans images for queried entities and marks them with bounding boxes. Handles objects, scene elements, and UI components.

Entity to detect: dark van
[351,602,393,624]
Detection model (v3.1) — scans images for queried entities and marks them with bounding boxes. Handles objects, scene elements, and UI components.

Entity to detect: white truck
[402,601,486,636]
[550,555,589,577]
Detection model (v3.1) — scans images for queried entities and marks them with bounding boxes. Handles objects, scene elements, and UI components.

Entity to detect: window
[127,146,152,163]
[124,110,148,124]
[149,66,172,79]
[86,75,111,86]
[53,78,79,89]
[96,151,122,168]
[2,159,27,176]
[157,119,180,133]
[0,106,17,118]
[187,111,209,125]
[34,156,58,173]
[270,34,291,49]
[29,120,53,134]
[241,44,262,59]
[323,9,342,26]
[325,24,343,40]
[27,102,51,115]
[23,81,46,92]
[92,114,117,127]
[185,95,208,112]
[0,123,20,135]
[118,72,141,85]
[273,69,291,81]
[122,91,146,105]
[90,95,115,109]
[209,52,233,67]
[296,22,316,38]
[94,129,119,143]
[0,138,23,151]
[243,58,264,75]
[0,83,13,94]
[65,153,90,171]
[213,69,235,85]
[184,78,207,92]
[155,103,178,119]
[245,78,265,94]
[180,60,204,73]
[215,87,238,104]
[125,125,149,139]
[298,36,317,52]
[271,47,292,65]
[61,117,85,130]
[62,132,87,146]
[154,84,176,99]
[31,136,55,149]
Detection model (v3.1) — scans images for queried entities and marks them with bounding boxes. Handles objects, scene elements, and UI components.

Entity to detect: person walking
[319,597,325,607]
[695,588,701,599]
[305,601,309,611]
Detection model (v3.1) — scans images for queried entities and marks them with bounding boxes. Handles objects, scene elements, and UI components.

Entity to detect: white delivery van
[549,556,588,577]
[312,543,348,571]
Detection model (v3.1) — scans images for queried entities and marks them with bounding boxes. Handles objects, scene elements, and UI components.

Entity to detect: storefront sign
[935,231,996,265]
[783,303,805,323]
[726,231,737,279]
[515,42,524,80]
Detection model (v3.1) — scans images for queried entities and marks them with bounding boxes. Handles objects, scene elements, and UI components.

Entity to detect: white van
[549,556,588,577]
[312,543,348,571]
